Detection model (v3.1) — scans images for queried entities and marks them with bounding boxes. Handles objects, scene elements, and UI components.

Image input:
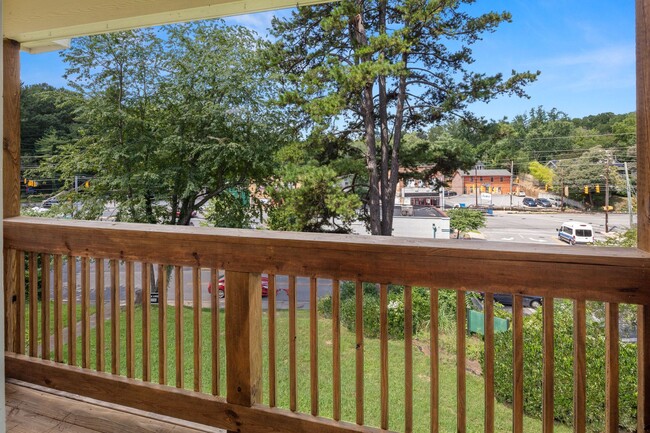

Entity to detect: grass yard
[25,300,95,348]
[71,305,571,433]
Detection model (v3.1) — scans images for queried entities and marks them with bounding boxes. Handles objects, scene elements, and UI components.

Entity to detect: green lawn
[25,300,95,348]
[71,305,570,433]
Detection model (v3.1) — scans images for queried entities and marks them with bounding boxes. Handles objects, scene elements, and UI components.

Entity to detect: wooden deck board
[5,380,224,433]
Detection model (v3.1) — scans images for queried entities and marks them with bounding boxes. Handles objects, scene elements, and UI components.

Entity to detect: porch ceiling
[3,0,330,53]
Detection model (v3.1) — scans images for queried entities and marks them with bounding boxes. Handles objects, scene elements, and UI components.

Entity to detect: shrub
[318,282,435,339]
[488,300,637,431]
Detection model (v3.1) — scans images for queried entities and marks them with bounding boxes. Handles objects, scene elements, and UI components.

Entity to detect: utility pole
[605,154,610,233]
[74,175,79,193]
[624,161,634,228]
[474,165,478,207]
[509,160,513,209]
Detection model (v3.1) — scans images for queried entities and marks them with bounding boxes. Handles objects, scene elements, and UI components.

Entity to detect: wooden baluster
[28,252,38,358]
[355,280,364,425]
[333,279,341,421]
[605,302,619,433]
[573,300,586,433]
[41,253,50,360]
[457,290,466,433]
[158,264,167,385]
[405,285,413,433]
[225,271,262,417]
[638,305,650,433]
[380,283,388,430]
[16,250,25,354]
[211,269,220,396]
[289,275,297,412]
[430,288,439,433]
[193,266,201,392]
[95,258,105,372]
[81,257,90,368]
[543,297,554,433]
[268,273,276,406]
[126,261,135,378]
[484,293,495,433]
[53,255,63,362]
[67,256,76,365]
[142,263,151,382]
[310,276,318,416]
[175,265,183,388]
[4,248,17,352]
[513,294,524,433]
[110,259,120,375]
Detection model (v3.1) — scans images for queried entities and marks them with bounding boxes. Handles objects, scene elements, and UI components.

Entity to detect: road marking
[501,237,514,241]
[529,238,547,243]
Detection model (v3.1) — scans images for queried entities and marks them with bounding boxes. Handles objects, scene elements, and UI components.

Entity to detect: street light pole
[605,154,610,233]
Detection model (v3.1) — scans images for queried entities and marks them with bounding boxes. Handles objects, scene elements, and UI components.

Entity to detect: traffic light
[84,181,90,188]
[584,185,589,194]
[595,184,600,193]
[544,184,548,191]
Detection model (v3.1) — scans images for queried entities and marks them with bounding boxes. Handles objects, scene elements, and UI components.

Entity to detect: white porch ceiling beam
[4,0,332,53]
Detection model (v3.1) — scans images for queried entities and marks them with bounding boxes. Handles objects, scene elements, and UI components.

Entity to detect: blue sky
[20,1,635,121]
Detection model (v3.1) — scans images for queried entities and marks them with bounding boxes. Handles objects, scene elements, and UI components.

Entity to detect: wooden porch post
[637,1,650,431]
[225,271,262,432]
[3,39,20,219]
[3,39,20,355]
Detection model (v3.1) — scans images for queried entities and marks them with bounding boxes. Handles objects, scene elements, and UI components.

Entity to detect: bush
[488,300,637,431]
[317,282,434,339]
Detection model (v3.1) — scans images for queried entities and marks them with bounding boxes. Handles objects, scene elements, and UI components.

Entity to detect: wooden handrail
[3,216,648,433]
[4,216,650,303]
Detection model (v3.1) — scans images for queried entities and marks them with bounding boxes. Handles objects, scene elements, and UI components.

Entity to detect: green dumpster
[467,309,509,335]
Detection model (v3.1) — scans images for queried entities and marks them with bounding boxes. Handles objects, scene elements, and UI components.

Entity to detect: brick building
[450,168,513,195]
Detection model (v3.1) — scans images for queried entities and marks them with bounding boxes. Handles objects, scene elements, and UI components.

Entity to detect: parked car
[208,275,270,298]
[535,198,552,207]
[522,197,537,207]
[41,196,60,208]
[517,191,526,197]
[492,293,543,308]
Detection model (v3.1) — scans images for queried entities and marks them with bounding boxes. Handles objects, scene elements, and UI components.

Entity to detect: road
[481,211,634,245]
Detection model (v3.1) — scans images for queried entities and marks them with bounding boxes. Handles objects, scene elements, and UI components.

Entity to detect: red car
[208,275,270,298]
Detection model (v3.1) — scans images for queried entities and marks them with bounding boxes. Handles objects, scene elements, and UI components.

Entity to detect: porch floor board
[5,379,225,433]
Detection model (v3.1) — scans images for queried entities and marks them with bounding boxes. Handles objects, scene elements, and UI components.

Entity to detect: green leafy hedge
[488,300,637,431]
[319,282,434,338]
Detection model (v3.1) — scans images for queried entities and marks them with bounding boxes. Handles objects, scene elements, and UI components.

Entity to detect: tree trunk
[378,0,391,236]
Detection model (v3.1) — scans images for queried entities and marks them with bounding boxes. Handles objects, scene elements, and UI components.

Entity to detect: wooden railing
[3,216,650,433]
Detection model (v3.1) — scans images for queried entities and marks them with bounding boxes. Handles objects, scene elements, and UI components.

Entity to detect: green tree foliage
[554,147,624,206]
[21,83,78,162]
[490,300,637,431]
[267,164,362,233]
[38,22,288,225]
[447,208,486,239]
[270,0,538,235]
[528,161,554,186]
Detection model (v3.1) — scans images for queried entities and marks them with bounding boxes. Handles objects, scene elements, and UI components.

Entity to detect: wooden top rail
[5,216,650,303]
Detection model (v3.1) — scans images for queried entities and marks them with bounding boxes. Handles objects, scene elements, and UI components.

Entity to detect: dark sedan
[522,197,537,207]
[492,293,542,308]
[535,198,552,207]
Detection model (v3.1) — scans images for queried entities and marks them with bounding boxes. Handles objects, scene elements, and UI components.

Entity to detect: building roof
[458,169,512,177]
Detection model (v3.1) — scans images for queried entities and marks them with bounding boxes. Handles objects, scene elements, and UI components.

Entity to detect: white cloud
[537,44,635,92]
[224,11,278,38]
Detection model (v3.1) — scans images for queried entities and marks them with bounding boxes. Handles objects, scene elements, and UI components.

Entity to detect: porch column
[637,1,650,431]
[3,39,20,219]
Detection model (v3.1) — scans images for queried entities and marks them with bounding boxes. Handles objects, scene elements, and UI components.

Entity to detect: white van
[557,221,594,245]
